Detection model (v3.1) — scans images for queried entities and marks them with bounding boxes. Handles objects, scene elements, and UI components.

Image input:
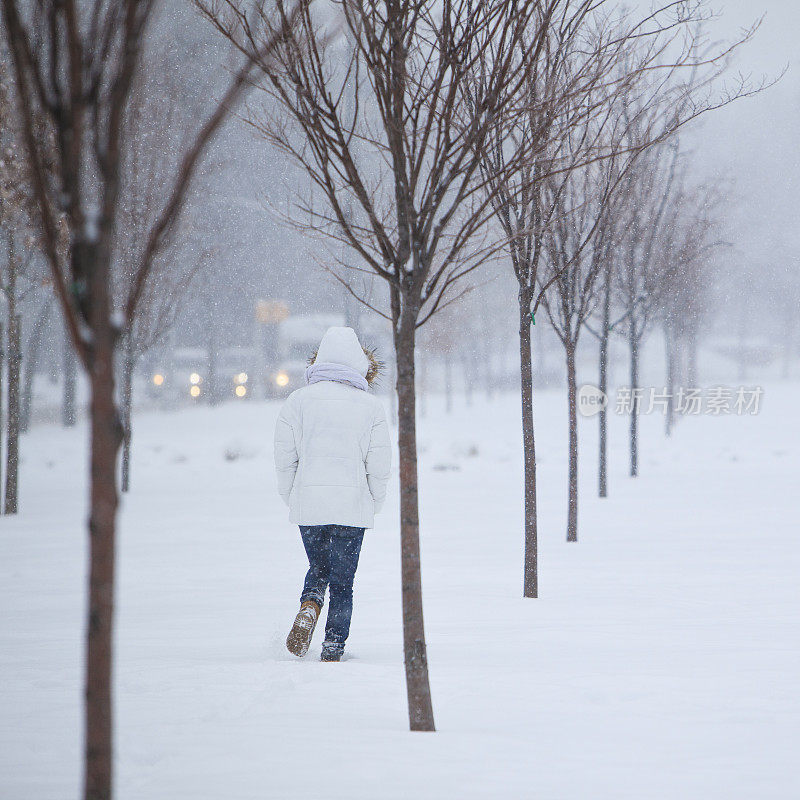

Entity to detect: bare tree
[603,31,770,477]
[20,294,54,432]
[589,34,770,495]
[539,137,621,543]
[469,3,611,581]
[0,237,25,514]
[420,302,463,414]
[658,179,722,434]
[0,54,43,513]
[1,241,51,512]
[469,0,647,585]
[595,214,617,498]
[611,138,684,477]
[470,1,764,587]
[197,0,567,730]
[61,318,78,426]
[0,1,295,796]
[115,46,216,492]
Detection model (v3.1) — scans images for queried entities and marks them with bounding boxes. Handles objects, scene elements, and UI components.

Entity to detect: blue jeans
[299,524,365,650]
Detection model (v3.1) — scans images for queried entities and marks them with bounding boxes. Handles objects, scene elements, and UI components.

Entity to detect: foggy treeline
[0,0,795,798]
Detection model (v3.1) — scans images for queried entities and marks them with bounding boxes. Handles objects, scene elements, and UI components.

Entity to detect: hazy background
[185,0,800,349]
[690,1,799,261]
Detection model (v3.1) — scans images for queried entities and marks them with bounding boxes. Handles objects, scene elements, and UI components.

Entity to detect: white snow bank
[1,385,798,798]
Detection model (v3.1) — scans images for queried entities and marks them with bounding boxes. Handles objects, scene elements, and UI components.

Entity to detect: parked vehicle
[146,347,210,403]
[217,347,258,400]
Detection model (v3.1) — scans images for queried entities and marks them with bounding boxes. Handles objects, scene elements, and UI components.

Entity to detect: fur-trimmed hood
[308,326,382,386]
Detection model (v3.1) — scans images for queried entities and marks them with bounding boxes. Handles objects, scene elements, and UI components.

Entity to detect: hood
[313,327,369,377]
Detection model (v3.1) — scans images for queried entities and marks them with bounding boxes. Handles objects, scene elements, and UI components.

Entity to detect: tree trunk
[737,310,747,382]
[4,313,21,515]
[21,299,53,432]
[63,330,78,427]
[598,272,610,499]
[120,332,134,493]
[84,350,122,800]
[208,344,220,406]
[518,291,537,597]
[482,322,493,401]
[388,339,398,427]
[565,341,578,542]
[686,328,698,386]
[393,304,435,732]
[462,353,473,407]
[0,321,4,509]
[207,325,220,405]
[444,352,453,414]
[664,320,675,437]
[83,239,124,800]
[629,326,639,478]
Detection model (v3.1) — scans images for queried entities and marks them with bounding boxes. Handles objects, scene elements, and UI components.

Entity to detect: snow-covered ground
[1,383,798,799]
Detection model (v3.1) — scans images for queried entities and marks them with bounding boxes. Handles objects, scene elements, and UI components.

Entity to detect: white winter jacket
[273,327,392,529]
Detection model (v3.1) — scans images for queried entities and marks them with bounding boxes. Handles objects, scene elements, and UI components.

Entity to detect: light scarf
[305,361,368,392]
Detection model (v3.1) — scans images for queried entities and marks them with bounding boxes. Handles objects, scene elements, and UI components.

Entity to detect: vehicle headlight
[190,385,201,398]
[190,372,201,385]
[235,385,247,398]
[234,372,248,385]
[275,371,289,387]
[152,373,165,386]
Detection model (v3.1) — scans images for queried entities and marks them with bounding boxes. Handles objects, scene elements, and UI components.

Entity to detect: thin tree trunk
[388,339,398,427]
[444,353,453,414]
[207,324,219,405]
[0,320,4,510]
[737,311,747,383]
[629,326,639,477]
[482,323,493,401]
[598,271,610,499]
[205,306,220,405]
[120,332,134,493]
[394,304,435,732]
[63,330,77,427]
[21,299,53,432]
[47,332,59,384]
[686,328,698,386]
[519,291,537,597]
[4,313,21,514]
[566,341,578,542]
[664,320,675,437]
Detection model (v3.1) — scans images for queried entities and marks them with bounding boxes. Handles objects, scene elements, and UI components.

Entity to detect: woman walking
[274,326,391,661]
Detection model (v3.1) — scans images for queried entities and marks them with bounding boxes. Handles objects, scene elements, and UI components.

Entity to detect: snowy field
[1,384,798,799]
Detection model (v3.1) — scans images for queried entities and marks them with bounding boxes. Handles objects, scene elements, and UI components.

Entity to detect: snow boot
[320,642,344,662]
[286,600,321,657]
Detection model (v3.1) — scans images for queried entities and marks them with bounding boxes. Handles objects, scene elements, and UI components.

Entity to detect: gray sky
[191,0,800,313]
[686,1,799,269]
